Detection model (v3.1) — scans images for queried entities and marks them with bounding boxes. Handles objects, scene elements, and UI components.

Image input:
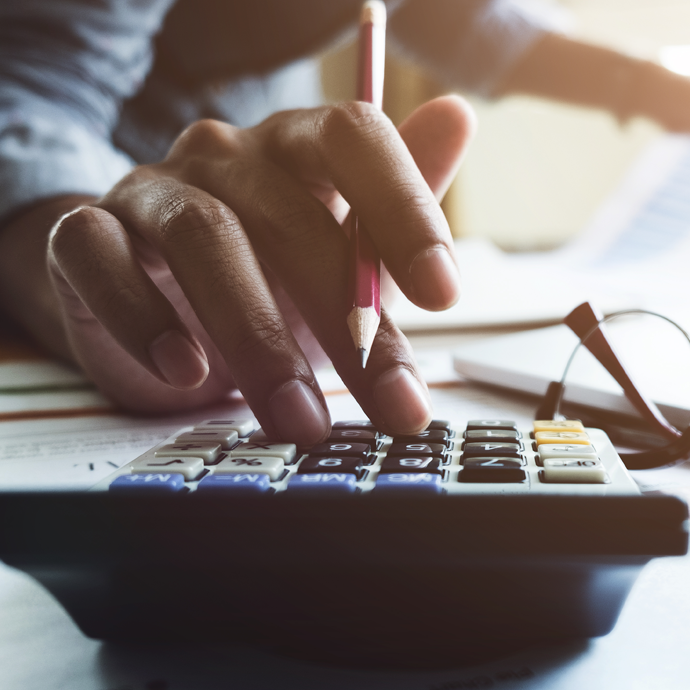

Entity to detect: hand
[44,95,474,444]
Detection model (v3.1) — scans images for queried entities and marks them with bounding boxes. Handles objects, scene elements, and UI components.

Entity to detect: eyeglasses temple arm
[564,302,680,440]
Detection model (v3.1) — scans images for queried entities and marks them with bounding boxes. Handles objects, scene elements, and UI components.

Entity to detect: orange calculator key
[535,431,590,446]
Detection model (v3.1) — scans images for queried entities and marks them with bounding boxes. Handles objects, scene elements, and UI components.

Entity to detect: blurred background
[321,0,690,251]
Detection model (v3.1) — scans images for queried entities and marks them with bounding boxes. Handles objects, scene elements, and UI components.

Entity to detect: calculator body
[0,419,687,667]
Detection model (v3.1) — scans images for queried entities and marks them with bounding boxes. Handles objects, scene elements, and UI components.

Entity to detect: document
[389,134,690,332]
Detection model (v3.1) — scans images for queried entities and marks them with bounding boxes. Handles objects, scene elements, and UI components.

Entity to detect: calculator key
[110,474,185,493]
[374,473,443,493]
[196,474,271,493]
[535,431,590,446]
[327,430,378,449]
[332,421,378,433]
[533,420,585,434]
[214,456,285,481]
[380,457,442,474]
[132,456,205,481]
[155,442,222,464]
[231,441,297,464]
[466,420,517,431]
[464,429,520,443]
[299,457,362,476]
[393,430,450,446]
[387,442,446,457]
[539,444,598,462]
[426,420,452,433]
[287,474,357,493]
[542,459,607,484]
[309,442,371,461]
[462,443,522,459]
[460,458,526,483]
[196,418,255,437]
[176,429,238,450]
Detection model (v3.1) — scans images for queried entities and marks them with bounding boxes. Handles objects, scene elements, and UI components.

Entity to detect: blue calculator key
[196,474,271,493]
[374,473,443,493]
[109,473,185,493]
[287,473,357,493]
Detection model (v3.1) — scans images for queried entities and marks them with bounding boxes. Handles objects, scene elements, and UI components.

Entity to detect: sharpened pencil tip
[359,347,369,368]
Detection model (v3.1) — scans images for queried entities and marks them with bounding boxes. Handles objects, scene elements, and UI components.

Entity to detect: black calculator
[0,417,686,667]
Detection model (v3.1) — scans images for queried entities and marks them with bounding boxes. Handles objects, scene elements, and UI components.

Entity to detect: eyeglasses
[537,302,690,470]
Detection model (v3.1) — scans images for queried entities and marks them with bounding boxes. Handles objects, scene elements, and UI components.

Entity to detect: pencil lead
[359,347,369,369]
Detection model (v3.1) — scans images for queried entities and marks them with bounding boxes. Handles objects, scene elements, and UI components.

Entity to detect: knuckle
[49,206,110,263]
[383,181,437,225]
[158,197,238,248]
[168,118,239,161]
[232,316,288,361]
[320,101,389,147]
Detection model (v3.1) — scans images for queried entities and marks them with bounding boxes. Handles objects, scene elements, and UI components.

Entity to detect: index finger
[257,102,462,311]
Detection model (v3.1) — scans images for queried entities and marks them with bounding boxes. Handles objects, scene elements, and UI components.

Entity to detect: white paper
[389,134,690,332]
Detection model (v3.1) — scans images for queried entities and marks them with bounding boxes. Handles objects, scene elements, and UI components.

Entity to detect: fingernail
[410,246,461,310]
[269,380,330,445]
[374,367,432,434]
[149,330,209,390]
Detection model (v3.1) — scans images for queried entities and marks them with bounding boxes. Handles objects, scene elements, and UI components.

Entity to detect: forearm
[499,33,690,132]
[0,195,96,360]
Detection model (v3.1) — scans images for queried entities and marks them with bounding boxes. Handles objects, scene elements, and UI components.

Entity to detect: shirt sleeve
[0,0,174,222]
[388,0,568,97]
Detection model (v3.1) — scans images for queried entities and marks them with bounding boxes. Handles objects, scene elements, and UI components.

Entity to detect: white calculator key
[132,456,204,481]
[539,444,598,461]
[230,440,297,464]
[248,429,270,443]
[542,458,608,484]
[176,429,238,450]
[214,456,284,481]
[155,442,221,464]
[196,418,255,437]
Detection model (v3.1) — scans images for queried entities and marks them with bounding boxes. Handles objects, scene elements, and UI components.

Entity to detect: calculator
[0,417,686,668]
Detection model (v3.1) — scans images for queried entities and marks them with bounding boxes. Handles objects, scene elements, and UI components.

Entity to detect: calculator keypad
[214,456,285,481]
[102,418,635,495]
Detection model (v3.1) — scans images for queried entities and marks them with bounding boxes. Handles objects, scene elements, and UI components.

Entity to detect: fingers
[398,95,476,202]
[254,100,469,311]
[98,172,331,445]
[48,206,210,391]
[160,122,433,435]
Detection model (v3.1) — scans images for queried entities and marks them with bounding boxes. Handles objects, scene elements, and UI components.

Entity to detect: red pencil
[347,0,386,368]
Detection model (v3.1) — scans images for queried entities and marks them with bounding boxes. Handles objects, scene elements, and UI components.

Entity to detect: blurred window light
[660,45,690,76]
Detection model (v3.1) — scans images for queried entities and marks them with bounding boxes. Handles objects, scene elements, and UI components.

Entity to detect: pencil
[347,0,386,369]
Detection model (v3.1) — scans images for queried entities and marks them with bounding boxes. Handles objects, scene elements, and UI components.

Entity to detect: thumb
[397,94,476,201]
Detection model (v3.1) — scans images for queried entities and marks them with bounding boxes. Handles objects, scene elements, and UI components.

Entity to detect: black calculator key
[427,420,452,433]
[309,442,371,461]
[299,457,362,476]
[462,443,522,459]
[380,457,442,474]
[388,442,446,457]
[466,420,517,432]
[332,421,378,433]
[393,430,449,446]
[460,458,526,483]
[464,430,521,443]
[327,430,378,449]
